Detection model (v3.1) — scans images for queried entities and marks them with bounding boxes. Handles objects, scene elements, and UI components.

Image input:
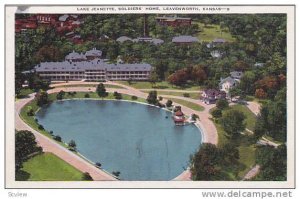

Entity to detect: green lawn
[166,97,204,112]
[117,81,202,91]
[16,88,35,99]
[148,91,200,100]
[16,153,84,181]
[54,84,124,89]
[194,22,236,42]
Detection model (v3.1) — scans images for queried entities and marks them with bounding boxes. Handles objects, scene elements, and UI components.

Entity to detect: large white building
[35,48,152,81]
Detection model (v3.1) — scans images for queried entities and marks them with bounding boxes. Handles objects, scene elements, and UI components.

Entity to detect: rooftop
[172,35,199,43]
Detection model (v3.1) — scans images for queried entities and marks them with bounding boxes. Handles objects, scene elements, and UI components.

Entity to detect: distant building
[132,37,164,45]
[172,35,199,44]
[34,48,152,82]
[207,38,226,48]
[230,71,243,80]
[156,16,192,27]
[219,76,238,95]
[116,36,133,43]
[201,89,226,104]
[210,50,222,58]
[36,14,57,25]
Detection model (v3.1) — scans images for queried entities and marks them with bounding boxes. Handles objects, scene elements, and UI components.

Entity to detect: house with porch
[201,89,226,104]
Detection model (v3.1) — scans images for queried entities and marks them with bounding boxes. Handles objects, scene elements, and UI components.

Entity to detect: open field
[117,81,202,91]
[165,97,204,112]
[16,153,84,181]
[194,22,236,42]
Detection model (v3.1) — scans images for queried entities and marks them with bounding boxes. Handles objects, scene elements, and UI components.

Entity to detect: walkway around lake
[16,81,264,181]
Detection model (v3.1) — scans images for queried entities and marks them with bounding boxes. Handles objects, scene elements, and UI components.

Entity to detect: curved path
[16,82,219,181]
[15,94,117,181]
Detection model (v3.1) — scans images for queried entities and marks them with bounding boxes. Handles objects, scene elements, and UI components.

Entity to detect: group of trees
[15,130,43,172]
[167,65,207,87]
[255,144,287,180]
[190,143,240,180]
[254,87,286,142]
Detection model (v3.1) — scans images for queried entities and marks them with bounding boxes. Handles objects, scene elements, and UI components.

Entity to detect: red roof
[175,110,184,116]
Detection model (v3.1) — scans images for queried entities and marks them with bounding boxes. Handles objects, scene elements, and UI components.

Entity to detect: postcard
[5,5,295,188]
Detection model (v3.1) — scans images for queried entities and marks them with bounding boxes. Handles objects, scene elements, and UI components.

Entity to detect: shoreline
[16,86,215,181]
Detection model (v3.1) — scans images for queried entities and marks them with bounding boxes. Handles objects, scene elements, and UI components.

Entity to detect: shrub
[53,135,62,142]
[114,92,122,100]
[166,99,173,107]
[84,93,90,98]
[211,108,222,119]
[82,172,93,181]
[183,93,190,97]
[191,114,199,121]
[112,171,121,177]
[216,99,229,110]
[131,95,138,100]
[27,109,34,116]
[34,118,38,123]
[68,140,76,149]
[158,96,163,101]
[95,162,102,168]
[49,130,53,135]
[38,124,44,130]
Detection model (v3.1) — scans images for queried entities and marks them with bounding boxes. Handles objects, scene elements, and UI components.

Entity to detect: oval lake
[36,100,202,180]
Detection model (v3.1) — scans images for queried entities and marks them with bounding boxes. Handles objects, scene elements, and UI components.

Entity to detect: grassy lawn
[117,81,201,91]
[147,91,200,100]
[54,84,124,89]
[166,97,204,112]
[16,88,35,99]
[16,153,84,181]
[194,22,236,42]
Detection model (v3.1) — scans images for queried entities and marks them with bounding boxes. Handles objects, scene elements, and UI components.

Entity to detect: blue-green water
[36,100,202,181]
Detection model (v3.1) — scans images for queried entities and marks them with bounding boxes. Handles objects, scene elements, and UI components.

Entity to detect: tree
[255,145,286,180]
[84,93,90,98]
[191,114,199,121]
[211,108,222,119]
[220,109,246,137]
[255,88,267,99]
[96,83,108,98]
[149,70,159,88]
[191,65,207,85]
[220,144,239,163]
[167,69,188,87]
[35,90,50,107]
[146,90,158,105]
[28,73,50,91]
[131,95,138,100]
[166,99,173,108]
[56,90,65,100]
[68,140,77,149]
[190,143,221,180]
[15,130,42,171]
[216,99,229,110]
[82,172,93,181]
[238,71,256,95]
[53,135,62,142]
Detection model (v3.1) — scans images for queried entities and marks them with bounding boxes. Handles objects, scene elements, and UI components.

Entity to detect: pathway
[15,94,117,181]
[243,165,260,180]
[16,82,219,181]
